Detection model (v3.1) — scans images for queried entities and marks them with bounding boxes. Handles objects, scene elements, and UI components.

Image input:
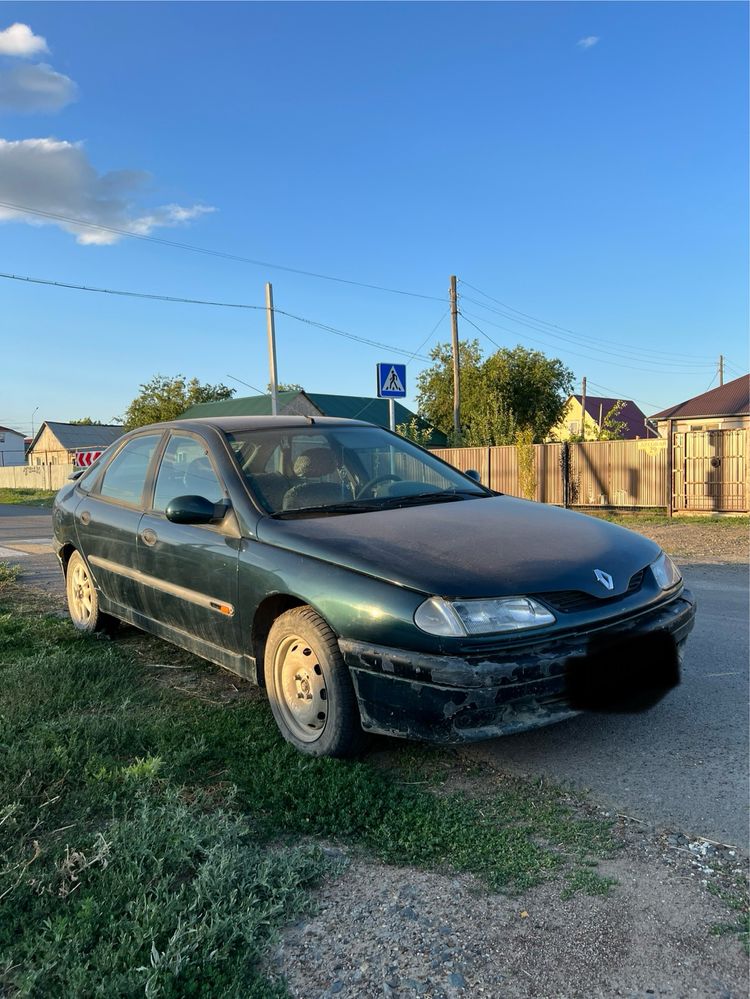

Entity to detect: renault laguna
[53,417,695,757]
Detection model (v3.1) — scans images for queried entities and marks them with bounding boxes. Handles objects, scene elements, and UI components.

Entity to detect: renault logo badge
[594,569,614,590]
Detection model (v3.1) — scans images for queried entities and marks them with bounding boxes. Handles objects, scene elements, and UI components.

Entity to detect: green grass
[708,879,750,954]
[0,585,618,996]
[0,487,57,507]
[0,562,20,584]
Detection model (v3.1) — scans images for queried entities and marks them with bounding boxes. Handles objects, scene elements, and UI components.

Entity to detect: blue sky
[0,1,747,434]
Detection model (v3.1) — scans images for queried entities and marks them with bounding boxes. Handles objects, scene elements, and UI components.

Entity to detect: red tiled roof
[651,374,750,420]
[571,395,650,439]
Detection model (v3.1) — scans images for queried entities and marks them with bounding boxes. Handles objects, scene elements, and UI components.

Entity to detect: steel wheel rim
[68,561,93,625]
[273,634,328,743]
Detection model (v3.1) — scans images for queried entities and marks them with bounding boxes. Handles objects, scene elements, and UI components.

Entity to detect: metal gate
[672,429,747,512]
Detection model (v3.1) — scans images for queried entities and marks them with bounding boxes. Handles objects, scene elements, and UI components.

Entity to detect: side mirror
[465,469,481,484]
[165,495,227,525]
[68,468,85,481]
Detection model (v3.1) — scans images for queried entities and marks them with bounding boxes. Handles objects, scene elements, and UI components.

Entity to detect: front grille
[534,568,646,614]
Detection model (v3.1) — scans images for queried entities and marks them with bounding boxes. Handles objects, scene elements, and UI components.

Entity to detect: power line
[723,358,748,377]
[461,313,672,411]
[586,380,668,413]
[225,374,267,396]
[0,270,431,361]
[0,200,444,302]
[459,279,716,362]
[404,310,449,367]
[459,307,708,375]
[459,294,713,369]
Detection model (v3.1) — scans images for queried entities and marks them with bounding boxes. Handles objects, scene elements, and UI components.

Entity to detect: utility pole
[449,275,460,440]
[580,376,587,441]
[719,355,724,387]
[265,282,279,416]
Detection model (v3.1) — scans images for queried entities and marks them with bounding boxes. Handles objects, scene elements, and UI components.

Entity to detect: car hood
[257,495,661,598]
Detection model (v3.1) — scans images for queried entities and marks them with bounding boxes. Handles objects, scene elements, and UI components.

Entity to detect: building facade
[27,422,124,466]
[0,425,26,466]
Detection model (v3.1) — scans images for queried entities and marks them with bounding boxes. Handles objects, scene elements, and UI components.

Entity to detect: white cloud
[0,62,77,112]
[0,138,214,244]
[577,36,600,50]
[0,23,48,57]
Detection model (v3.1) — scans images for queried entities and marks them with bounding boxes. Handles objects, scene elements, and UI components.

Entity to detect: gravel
[267,829,748,999]
[605,519,748,564]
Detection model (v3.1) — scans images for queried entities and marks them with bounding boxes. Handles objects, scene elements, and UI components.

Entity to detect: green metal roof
[180,391,300,419]
[180,391,446,444]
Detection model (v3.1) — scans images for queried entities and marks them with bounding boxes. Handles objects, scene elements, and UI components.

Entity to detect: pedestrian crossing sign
[377,363,407,398]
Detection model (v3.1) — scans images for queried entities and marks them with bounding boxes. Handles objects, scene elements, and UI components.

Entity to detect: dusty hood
[257,495,661,598]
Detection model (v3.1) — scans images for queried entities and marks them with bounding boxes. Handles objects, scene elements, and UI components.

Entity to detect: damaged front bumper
[339,590,696,743]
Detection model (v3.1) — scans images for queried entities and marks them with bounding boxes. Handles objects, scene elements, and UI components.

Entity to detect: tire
[264,606,367,758]
[65,550,119,635]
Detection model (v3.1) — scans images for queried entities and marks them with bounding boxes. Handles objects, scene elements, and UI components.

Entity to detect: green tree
[68,417,103,425]
[415,339,485,443]
[267,383,303,394]
[462,396,519,447]
[568,401,628,442]
[482,346,573,442]
[396,417,434,448]
[515,426,537,500]
[416,340,573,444]
[121,375,235,430]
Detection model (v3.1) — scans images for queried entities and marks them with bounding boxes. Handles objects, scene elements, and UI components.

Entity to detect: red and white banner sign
[76,450,103,467]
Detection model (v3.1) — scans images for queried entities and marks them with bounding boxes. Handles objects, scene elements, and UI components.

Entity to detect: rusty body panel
[340,593,695,741]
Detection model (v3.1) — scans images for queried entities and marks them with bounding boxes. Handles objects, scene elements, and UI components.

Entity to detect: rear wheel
[65,550,119,634]
[264,606,366,757]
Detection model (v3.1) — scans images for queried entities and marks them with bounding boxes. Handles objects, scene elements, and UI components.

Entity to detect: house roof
[180,391,302,419]
[571,395,650,439]
[29,421,124,453]
[650,374,750,421]
[0,425,24,437]
[180,391,447,444]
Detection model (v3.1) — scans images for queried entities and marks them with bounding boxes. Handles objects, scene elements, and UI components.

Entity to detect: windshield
[224,425,488,516]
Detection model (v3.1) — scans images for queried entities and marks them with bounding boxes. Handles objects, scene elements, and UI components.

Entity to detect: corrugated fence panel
[535,444,564,504]
[432,439,669,507]
[566,440,668,507]
[431,447,492,486]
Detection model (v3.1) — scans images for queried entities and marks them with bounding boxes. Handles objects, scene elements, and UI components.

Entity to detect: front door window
[152,434,225,511]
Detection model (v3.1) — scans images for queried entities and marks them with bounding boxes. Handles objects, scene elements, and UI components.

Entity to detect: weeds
[0,584,619,995]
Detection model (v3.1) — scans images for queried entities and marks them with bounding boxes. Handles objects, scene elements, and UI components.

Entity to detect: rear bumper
[340,590,696,743]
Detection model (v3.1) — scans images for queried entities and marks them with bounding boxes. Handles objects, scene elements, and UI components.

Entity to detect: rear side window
[98,435,161,506]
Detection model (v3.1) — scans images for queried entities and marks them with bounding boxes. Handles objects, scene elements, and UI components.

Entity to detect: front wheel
[264,606,366,757]
[65,550,119,634]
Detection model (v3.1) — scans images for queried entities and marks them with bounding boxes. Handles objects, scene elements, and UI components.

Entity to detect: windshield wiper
[371,490,484,509]
[271,500,379,519]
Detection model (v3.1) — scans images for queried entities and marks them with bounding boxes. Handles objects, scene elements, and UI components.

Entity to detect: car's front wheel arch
[251,594,307,685]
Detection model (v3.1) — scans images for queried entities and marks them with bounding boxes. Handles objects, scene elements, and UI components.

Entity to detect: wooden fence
[432,438,672,509]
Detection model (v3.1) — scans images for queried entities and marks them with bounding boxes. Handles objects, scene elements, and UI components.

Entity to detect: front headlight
[651,552,682,590]
[414,595,556,637]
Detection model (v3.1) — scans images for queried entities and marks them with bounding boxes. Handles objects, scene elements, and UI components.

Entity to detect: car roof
[141,416,375,434]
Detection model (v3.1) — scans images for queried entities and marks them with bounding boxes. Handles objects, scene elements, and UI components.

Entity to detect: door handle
[140,528,158,547]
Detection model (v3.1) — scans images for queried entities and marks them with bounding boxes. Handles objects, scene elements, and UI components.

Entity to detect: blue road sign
[377,363,407,398]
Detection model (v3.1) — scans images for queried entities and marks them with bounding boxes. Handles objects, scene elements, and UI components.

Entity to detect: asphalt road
[1,505,748,846]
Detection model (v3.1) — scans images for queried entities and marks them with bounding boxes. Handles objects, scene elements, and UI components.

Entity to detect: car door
[136,430,241,653]
[74,432,163,613]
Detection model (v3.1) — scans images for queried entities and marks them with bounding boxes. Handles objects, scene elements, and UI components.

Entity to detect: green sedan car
[53,416,695,757]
